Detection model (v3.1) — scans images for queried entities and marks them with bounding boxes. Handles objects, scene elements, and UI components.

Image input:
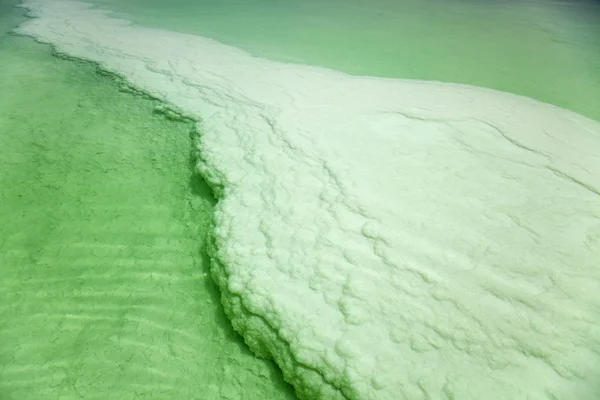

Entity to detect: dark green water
[0,2,296,398]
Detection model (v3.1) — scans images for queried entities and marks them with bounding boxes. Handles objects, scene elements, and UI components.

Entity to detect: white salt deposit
[15,1,600,399]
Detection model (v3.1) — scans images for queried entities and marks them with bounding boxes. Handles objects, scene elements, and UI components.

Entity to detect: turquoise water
[87,0,600,121]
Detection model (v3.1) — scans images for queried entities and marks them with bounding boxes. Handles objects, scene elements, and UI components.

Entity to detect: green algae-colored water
[87,0,600,122]
[0,3,296,399]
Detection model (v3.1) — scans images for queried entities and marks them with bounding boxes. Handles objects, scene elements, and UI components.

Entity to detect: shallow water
[0,3,296,399]
[86,0,600,121]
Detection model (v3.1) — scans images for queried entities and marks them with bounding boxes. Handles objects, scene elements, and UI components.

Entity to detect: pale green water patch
[0,4,297,399]
[85,0,600,122]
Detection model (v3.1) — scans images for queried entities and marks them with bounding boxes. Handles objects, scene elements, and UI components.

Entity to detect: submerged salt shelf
[15,0,600,399]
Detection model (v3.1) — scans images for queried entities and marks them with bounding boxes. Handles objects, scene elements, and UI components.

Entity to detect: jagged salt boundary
[15,1,600,399]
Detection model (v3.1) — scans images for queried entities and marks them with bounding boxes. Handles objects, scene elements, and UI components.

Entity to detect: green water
[87,0,600,122]
[0,3,296,399]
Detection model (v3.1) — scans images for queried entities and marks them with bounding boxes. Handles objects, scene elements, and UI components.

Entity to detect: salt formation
[16,1,600,398]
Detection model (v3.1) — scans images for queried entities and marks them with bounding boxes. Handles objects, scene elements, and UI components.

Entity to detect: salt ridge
[15,1,600,399]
